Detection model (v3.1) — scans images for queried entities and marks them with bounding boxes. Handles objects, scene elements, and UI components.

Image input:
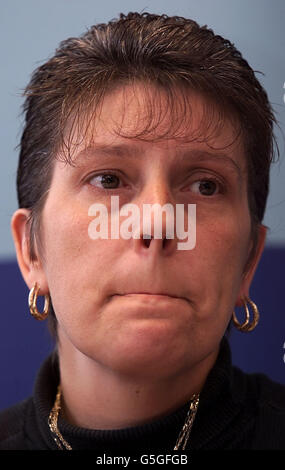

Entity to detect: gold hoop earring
[28,282,50,321]
[232,297,259,332]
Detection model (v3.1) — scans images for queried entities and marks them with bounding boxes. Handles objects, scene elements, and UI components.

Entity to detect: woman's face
[17,84,266,379]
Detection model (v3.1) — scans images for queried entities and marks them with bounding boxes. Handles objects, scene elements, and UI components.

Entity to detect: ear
[235,224,267,307]
[10,208,49,295]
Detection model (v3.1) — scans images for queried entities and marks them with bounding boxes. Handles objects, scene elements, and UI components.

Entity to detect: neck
[57,331,219,430]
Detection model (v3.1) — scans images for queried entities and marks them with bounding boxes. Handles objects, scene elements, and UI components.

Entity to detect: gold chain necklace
[48,385,199,451]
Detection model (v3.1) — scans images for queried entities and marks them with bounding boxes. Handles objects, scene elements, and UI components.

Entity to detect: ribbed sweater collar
[32,336,246,451]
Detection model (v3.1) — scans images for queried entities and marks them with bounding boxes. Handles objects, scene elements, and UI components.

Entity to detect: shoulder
[238,369,285,449]
[0,398,33,450]
[255,373,285,409]
[243,370,285,413]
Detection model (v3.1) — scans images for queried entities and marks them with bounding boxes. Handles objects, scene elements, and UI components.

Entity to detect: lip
[115,292,188,302]
[125,293,179,298]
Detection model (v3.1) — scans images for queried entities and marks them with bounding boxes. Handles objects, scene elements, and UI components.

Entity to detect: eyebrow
[178,149,243,182]
[76,143,243,181]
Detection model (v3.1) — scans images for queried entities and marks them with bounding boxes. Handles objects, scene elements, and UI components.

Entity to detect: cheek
[197,201,251,268]
[42,198,93,262]
[39,200,94,311]
[179,208,252,349]
[41,198,126,299]
[41,207,121,340]
[193,206,252,306]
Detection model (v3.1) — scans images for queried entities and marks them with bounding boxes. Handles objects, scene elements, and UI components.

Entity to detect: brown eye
[190,179,220,196]
[89,173,121,189]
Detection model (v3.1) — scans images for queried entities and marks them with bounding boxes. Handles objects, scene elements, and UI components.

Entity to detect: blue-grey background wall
[1,0,285,411]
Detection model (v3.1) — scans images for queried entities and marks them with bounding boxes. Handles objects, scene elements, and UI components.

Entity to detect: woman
[1,12,284,451]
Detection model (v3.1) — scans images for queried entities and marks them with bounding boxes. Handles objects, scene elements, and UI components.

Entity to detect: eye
[88,172,122,190]
[189,178,221,196]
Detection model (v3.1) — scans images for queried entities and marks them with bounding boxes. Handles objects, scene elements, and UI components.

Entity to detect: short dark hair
[17,12,279,337]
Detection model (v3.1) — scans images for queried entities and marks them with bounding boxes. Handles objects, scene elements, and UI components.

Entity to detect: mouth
[114,292,189,302]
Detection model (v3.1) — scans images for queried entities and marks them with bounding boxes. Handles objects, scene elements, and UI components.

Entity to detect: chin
[96,326,190,379]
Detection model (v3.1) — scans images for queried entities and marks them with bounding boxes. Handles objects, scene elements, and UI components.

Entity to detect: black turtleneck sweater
[1,337,285,451]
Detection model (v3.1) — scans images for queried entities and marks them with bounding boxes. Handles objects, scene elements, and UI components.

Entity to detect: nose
[132,179,178,256]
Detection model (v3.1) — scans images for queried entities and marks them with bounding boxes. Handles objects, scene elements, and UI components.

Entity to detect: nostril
[141,234,171,249]
[142,233,152,248]
[163,238,169,249]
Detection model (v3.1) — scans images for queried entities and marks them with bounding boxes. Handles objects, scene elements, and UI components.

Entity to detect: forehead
[60,81,246,169]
